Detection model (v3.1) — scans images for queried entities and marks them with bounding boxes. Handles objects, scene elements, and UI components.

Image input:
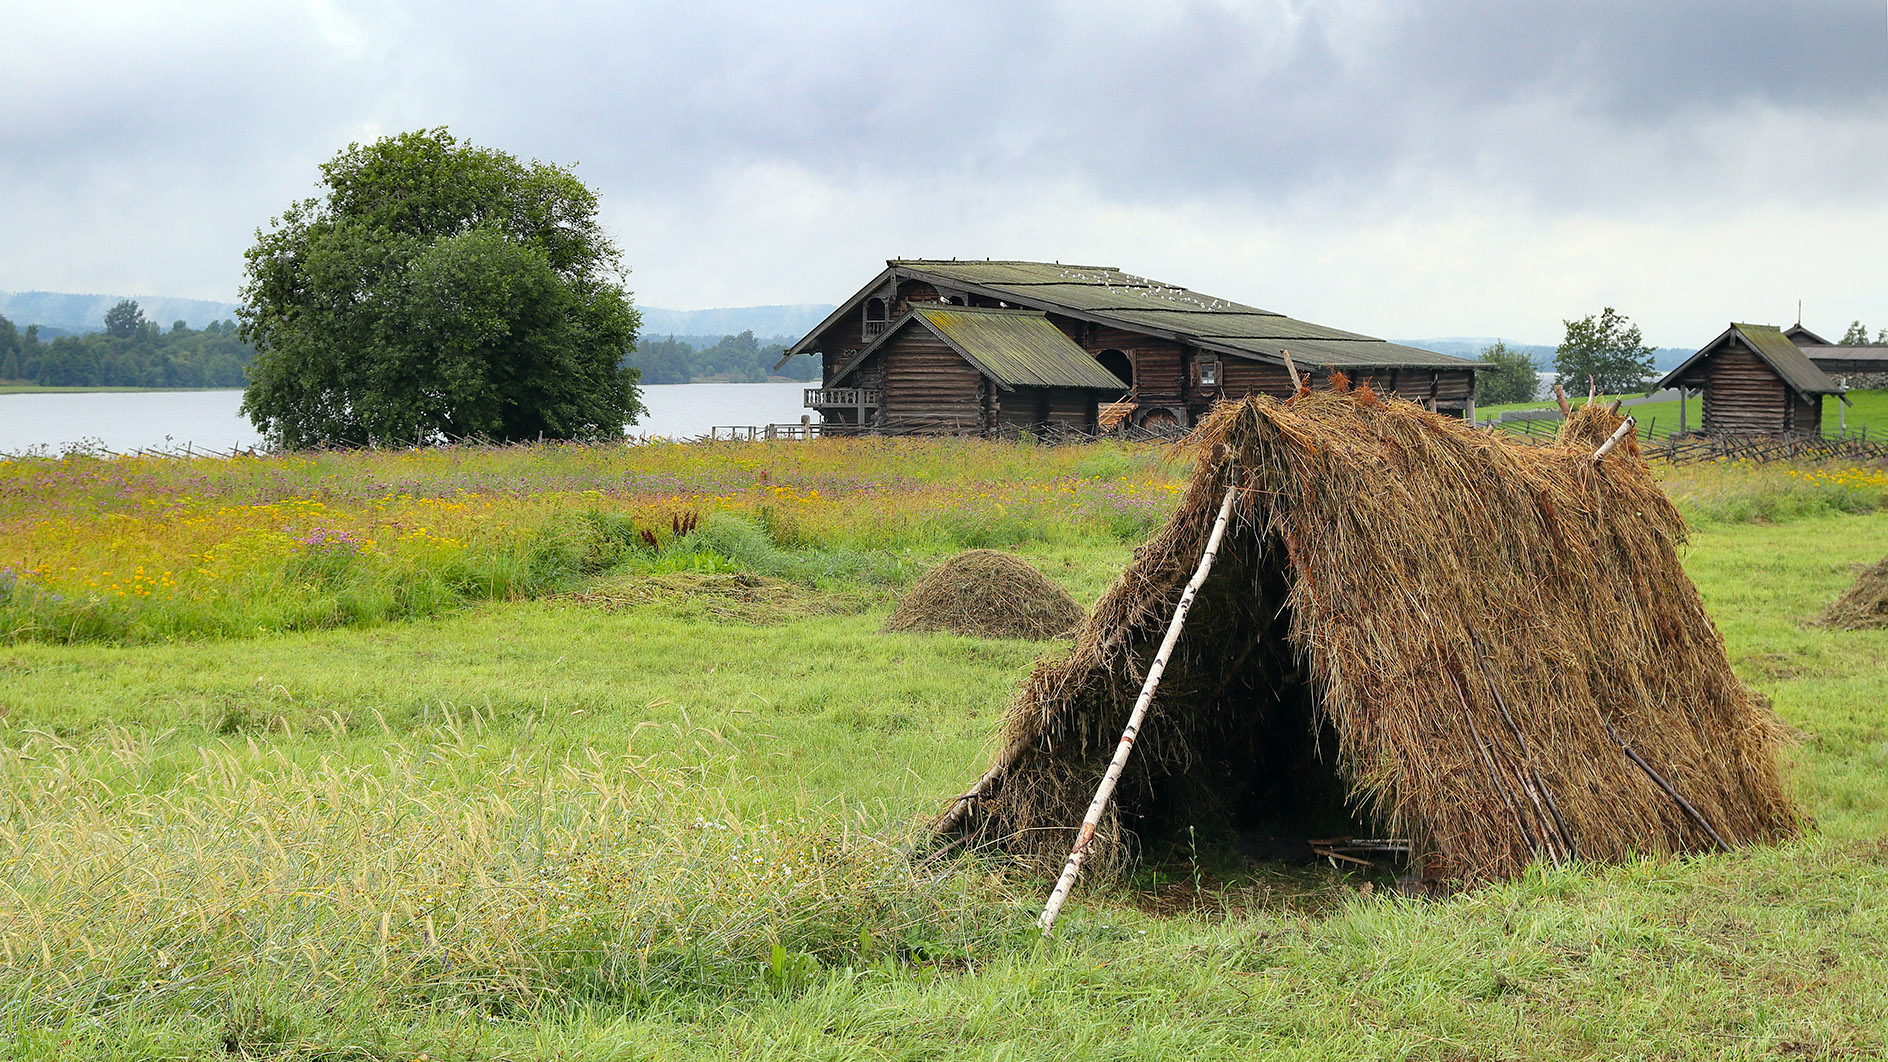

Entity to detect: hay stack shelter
[939,389,1798,884]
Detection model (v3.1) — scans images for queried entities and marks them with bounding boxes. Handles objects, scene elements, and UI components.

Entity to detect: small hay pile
[1819,554,1888,629]
[938,389,1799,885]
[884,550,1083,640]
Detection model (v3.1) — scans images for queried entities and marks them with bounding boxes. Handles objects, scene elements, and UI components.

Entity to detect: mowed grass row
[0,441,1885,1058]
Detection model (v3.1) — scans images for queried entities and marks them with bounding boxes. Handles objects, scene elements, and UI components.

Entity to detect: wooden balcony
[805,387,882,409]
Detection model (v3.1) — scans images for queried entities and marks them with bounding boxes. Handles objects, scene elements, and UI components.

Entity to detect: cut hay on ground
[1819,555,1888,629]
[938,389,1799,886]
[884,550,1084,640]
[562,572,865,623]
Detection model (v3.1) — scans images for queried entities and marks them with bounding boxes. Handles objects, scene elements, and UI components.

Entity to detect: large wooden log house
[1783,324,1888,380]
[779,260,1481,434]
[1656,323,1842,437]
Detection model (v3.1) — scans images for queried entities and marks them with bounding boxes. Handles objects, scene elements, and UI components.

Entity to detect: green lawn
[1,444,1885,1059]
[1482,389,1888,441]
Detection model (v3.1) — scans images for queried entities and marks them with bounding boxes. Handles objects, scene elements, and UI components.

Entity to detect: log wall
[996,385,1099,430]
[878,330,984,434]
[1700,347,1789,435]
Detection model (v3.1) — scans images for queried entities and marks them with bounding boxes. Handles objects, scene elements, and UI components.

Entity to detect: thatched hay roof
[941,389,1798,884]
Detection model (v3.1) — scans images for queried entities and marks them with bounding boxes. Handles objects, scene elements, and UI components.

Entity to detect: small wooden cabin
[819,305,1127,434]
[783,260,1480,433]
[1657,323,1841,436]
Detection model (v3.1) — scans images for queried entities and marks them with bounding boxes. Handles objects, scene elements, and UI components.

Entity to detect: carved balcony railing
[804,388,882,409]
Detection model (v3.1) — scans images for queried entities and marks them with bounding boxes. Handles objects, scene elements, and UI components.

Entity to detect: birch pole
[1591,416,1636,466]
[1038,481,1241,934]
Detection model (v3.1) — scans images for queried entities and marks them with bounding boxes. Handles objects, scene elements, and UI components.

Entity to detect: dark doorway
[1096,349,1133,387]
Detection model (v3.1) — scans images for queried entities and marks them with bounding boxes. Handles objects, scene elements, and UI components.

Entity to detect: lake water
[0,382,813,455]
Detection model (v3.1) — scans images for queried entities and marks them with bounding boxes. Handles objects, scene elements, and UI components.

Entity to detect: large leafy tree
[1473,340,1540,405]
[103,299,147,338]
[1554,307,1656,395]
[239,129,644,448]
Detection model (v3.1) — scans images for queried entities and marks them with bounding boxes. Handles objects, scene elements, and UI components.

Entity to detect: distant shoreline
[0,379,809,396]
[0,384,243,396]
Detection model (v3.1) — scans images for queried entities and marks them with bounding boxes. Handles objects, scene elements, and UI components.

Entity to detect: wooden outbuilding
[782,260,1481,433]
[817,305,1127,434]
[1656,323,1841,437]
[1783,324,1888,380]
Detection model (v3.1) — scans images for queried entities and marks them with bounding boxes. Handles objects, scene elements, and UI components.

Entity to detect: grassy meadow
[2,436,1886,1059]
[1479,388,1888,443]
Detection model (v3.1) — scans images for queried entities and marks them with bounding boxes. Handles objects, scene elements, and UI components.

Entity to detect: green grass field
[2,438,1885,1059]
[1480,389,1888,442]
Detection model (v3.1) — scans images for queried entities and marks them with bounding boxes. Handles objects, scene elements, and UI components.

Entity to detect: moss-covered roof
[889,260,1473,370]
[835,306,1128,391]
[1658,323,1841,395]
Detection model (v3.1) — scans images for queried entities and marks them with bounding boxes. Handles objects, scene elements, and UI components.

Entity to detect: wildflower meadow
[1,437,1885,1058]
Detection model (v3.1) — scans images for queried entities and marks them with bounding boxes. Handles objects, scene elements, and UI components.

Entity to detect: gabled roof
[832,305,1129,391]
[1783,323,1832,346]
[1797,344,1888,368]
[789,260,1477,372]
[1657,323,1841,396]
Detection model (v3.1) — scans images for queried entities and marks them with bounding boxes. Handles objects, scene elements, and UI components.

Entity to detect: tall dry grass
[0,711,1016,1028]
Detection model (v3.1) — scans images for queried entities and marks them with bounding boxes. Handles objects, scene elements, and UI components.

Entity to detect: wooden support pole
[1591,417,1636,466]
[1038,482,1240,935]
[1553,384,1571,417]
[933,730,1037,836]
[1602,717,1733,852]
[1281,350,1303,392]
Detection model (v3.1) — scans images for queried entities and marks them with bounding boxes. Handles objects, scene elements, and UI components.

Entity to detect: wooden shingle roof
[788,260,1477,372]
[832,306,1128,391]
[1657,323,1841,396]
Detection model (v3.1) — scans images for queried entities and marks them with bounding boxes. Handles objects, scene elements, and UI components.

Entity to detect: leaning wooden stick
[1591,417,1636,466]
[933,730,1037,835]
[1602,717,1733,851]
[1281,349,1303,392]
[1038,482,1241,935]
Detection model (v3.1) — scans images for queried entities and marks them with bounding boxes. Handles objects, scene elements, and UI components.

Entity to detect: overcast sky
[2,0,1883,346]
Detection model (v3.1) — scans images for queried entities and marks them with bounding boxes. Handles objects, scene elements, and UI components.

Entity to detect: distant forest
[0,301,253,388]
[629,331,819,384]
[2,299,817,389]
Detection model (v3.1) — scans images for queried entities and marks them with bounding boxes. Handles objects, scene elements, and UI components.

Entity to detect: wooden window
[863,297,887,337]
[1198,359,1219,387]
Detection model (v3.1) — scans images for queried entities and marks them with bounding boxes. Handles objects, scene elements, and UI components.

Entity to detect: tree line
[1470,308,1888,406]
[1840,321,1888,345]
[628,330,818,384]
[0,300,254,388]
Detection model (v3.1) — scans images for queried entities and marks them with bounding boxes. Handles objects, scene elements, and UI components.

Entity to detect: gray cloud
[0,0,1882,341]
